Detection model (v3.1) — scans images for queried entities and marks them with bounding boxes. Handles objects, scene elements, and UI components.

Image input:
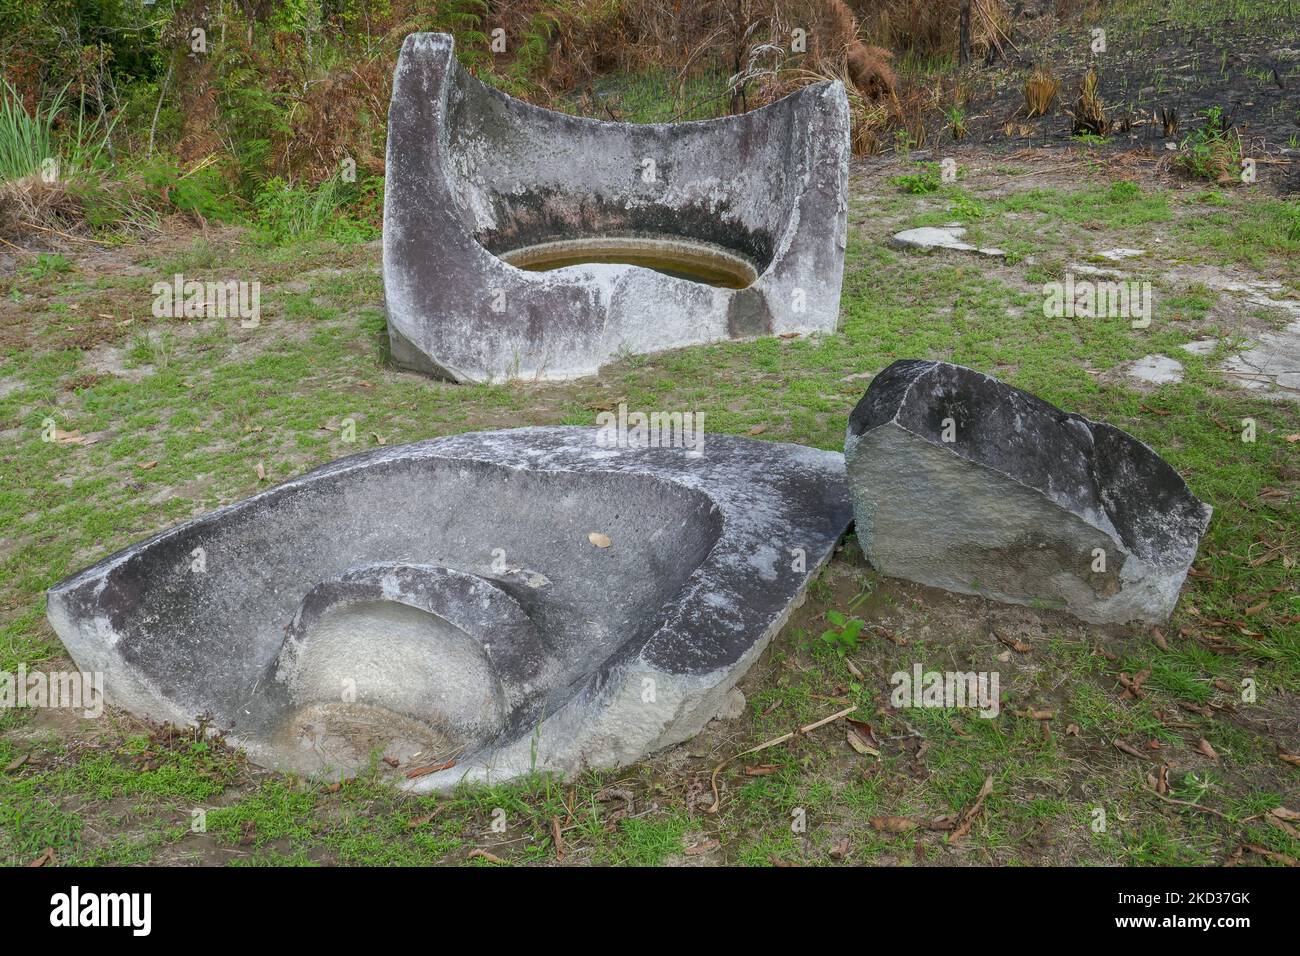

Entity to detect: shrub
[1175,107,1243,183]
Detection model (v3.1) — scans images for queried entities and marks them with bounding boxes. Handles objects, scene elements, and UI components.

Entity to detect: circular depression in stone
[498,236,759,289]
[284,600,507,754]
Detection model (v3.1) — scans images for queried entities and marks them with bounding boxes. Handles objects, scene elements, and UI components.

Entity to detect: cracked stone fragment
[844,360,1212,625]
[47,427,851,790]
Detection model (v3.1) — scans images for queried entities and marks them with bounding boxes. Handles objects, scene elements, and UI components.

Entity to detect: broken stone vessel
[383,32,850,384]
[845,360,1212,625]
[47,427,851,790]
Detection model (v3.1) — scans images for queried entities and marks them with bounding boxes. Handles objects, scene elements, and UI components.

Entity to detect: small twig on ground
[22,222,110,246]
[706,704,857,814]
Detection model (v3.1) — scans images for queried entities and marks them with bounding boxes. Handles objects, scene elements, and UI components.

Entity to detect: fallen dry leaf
[587,531,612,548]
[53,428,97,446]
[995,631,1032,653]
[1266,811,1300,839]
[1151,627,1169,651]
[405,758,457,779]
[467,849,505,865]
[1196,738,1220,761]
[1242,844,1297,866]
[551,816,565,859]
[949,775,995,843]
[683,838,720,857]
[255,461,266,481]
[27,848,55,868]
[1065,723,1079,736]
[869,816,918,833]
[846,727,880,757]
[1114,739,1147,759]
[747,424,767,435]
[1015,709,1055,720]
[137,460,158,471]
[4,753,29,772]
[743,764,778,776]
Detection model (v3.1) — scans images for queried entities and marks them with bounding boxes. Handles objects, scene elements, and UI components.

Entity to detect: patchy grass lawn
[1,150,1297,866]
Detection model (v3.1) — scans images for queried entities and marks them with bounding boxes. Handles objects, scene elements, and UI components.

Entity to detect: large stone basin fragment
[845,360,1212,624]
[383,33,849,384]
[47,428,851,790]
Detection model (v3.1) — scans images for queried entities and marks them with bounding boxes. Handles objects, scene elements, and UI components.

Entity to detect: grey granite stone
[845,360,1212,625]
[383,33,849,384]
[47,427,851,790]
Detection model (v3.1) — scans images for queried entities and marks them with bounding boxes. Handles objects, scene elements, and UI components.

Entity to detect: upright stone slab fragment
[383,33,849,384]
[844,360,1212,624]
[47,427,851,790]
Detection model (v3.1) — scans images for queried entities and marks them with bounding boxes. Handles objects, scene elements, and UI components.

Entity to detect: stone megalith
[383,33,850,384]
[47,427,852,790]
[844,360,1212,624]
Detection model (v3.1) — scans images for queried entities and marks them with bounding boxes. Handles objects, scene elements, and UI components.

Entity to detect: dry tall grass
[853,0,1011,63]
[1023,65,1059,118]
[1066,67,1111,136]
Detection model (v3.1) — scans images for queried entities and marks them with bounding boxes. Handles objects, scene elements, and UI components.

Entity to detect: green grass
[1,168,1297,866]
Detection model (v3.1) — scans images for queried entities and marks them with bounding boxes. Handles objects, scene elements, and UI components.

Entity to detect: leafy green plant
[253,174,377,244]
[0,79,60,181]
[892,162,942,194]
[1286,204,1300,243]
[20,252,72,280]
[818,610,865,655]
[1175,106,1242,182]
[945,105,967,141]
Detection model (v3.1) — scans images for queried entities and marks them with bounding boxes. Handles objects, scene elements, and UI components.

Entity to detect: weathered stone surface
[1125,354,1184,386]
[889,225,1004,258]
[47,427,851,790]
[383,33,849,384]
[845,360,1212,625]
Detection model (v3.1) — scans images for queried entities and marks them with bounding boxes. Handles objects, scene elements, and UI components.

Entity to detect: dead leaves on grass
[1196,738,1220,761]
[867,774,994,845]
[994,630,1032,654]
[50,427,98,446]
[1116,668,1151,701]
[845,718,880,758]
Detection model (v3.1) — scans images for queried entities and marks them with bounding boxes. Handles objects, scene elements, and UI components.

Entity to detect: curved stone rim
[382,32,850,384]
[46,426,852,788]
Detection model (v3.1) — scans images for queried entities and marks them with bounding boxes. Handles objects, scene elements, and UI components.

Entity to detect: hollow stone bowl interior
[383,32,850,383]
[47,427,852,789]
